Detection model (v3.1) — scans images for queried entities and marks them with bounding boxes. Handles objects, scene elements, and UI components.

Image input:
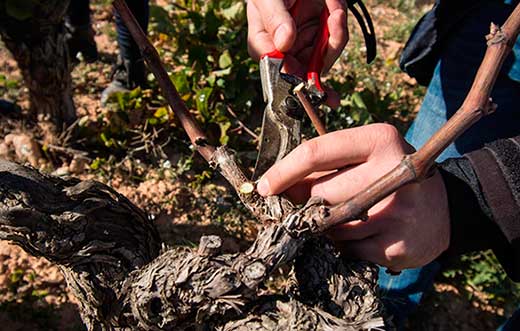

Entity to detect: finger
[326,217,380,241]
[336,237,389,266]
[325,0,347,12]
[323,7,348,73]
[310,164,370,204]
[283,179,313,204]
[281,53,307,78]
[282,170,335,203]
[289,18,319,60]
[310,158,402,205]
[247,1,277,60]
[251,0,297,52]
[257,124,387,196]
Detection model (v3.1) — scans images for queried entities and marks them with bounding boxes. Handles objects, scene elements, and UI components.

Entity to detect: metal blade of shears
[252,54,303,180]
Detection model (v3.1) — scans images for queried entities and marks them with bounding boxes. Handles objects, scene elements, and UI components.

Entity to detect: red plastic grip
[261,49,285,59]
[307,8,330,92]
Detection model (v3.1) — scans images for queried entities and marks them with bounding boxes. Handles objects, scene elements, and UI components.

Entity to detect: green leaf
[100,132,114,147]
[116,92,127,111]
[221,1,244,21]
[212,67,232,77]
[207,75,216,87]
[196,87,213,120]
[6,79,19,89]
[90,158,105,170]
[219,121,232,145]
[31,289,49,298]
[170,71,191,95]
[6,0,35,20]
[9,269,24,283]
[154,107,169,119]
[153,107,169,124]
[218,50,233,69]
[100,132,108,143]
[216,78,226,88]
[351,92,367,110]
[128,86,142,99]
[78,115,90,127]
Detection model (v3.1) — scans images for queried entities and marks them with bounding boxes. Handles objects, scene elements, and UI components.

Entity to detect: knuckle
[367,123,406,156]
[298,140,319,167]
[377,123,400,142]
[384,241,406,265]
[265,13,281,32]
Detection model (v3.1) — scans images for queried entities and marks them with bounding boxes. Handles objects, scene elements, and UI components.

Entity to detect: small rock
[4,133,42,167]
[0,142,10,159]
[53,166,71,177]
[68,157,88,174]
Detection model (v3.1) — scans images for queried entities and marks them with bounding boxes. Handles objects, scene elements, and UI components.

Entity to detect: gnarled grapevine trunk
[0,0,76,130]
[0,159,388,330]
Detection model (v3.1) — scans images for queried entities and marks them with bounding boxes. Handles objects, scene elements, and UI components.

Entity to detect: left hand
[256,124,451,271]
[247,0,348,77]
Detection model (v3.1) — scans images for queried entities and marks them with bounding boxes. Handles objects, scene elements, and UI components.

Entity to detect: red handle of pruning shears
[261,1,330,93]
[306,8,329,93]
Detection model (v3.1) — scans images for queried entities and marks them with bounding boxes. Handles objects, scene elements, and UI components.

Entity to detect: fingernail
[274,24,289,51]
[257,177,270,196]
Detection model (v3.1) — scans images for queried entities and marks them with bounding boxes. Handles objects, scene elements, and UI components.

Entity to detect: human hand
[256,124,450,271]
[247,0,348,79]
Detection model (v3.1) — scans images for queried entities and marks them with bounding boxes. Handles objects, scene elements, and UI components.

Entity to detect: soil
[0,0,511,330]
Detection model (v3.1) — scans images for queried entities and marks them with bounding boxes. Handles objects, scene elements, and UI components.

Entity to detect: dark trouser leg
[65,0,98,62]
[378,1,520,329]
[67,0,91,27]
[113,0,149,88]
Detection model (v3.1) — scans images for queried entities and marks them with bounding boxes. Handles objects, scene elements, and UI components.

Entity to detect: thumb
[252,0,297,51]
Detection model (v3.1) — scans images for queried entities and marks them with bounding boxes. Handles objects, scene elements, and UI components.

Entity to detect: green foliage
[92,0,260,173]
[95,0,427,168]
[0,267,71,330]
[148,0,260,147]
[443,250,520,314]
[0,74,19,89]
[0,73,22,104]
[4,268,49,302]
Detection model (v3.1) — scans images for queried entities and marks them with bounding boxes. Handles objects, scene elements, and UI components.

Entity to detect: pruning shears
[252,0,376,180]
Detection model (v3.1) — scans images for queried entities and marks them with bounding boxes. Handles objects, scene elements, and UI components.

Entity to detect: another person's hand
[256,124,450,271]
[247,0,348,77]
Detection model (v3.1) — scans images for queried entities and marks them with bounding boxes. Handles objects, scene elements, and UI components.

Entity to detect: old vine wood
[0,159,385,330]
[0,0,76,130]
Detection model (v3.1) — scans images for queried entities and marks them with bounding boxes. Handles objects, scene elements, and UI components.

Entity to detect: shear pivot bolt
[284,96,299,110]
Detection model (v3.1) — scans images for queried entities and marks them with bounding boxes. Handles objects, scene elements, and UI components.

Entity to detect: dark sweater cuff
[438,138,520,281]
[438,158,506,258]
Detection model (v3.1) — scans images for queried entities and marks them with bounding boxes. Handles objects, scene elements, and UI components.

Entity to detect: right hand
[256,124,451,271]
[247,0,349,77]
